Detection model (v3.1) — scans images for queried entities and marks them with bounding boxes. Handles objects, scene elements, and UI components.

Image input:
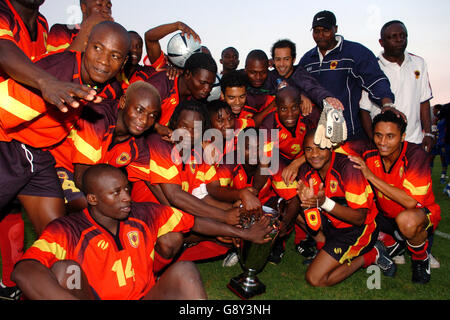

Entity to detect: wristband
[424,133,435,139]
[382,102,395,109]
[320,197,336,212]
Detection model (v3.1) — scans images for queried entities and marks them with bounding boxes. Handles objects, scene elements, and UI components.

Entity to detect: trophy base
[227,274,266,300]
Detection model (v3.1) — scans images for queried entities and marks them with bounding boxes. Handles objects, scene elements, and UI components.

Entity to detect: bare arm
[420,100,434,152]
[12,260,78,300]
[0,39,98,112]
[206,181,261,213]
[348,155,417,209]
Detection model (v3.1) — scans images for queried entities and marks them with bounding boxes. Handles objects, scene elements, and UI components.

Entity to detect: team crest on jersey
[116,152,131,165]
[330,61,338,70]
[330,180,338,193]
[414,70,420,79]
[127,231,139,248]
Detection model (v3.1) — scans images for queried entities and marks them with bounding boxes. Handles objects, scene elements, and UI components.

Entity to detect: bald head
[276,86,301,105]
[82,164,124,196]
[125,81,161,108]
[89,21,131,51]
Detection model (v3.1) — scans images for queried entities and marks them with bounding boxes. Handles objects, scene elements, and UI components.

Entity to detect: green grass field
[1,159,449,301]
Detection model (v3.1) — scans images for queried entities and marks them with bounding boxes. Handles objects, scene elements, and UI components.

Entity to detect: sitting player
[297,130,395,287]
[347,111,441,284]
[11,164,273,299]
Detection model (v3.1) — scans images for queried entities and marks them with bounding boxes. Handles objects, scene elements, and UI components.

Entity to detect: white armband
[320,197,336,212]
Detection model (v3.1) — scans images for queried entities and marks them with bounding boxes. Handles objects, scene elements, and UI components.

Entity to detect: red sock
[0,213,24,287]
[362,247,378,268]
[407,240,429,261]
[378,232,396,247]
[316,241,325,250]
[294,224,307,245]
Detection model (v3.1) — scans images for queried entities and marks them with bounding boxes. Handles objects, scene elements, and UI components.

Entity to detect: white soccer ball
[167,33,201,68]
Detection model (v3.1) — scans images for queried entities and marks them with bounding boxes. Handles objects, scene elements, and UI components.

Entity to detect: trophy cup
[227,205,280,299]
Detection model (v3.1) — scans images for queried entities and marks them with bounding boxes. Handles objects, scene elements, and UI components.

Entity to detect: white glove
[325,107,347,145]
[314,102,333,149]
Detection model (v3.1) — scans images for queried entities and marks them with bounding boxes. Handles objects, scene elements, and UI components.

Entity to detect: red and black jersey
[127,133,218,195]
[246,90,275,113]
[49,100,141,172]
[345,139,441,223]
[117,65,159,92]
[46,23,79,52]
[146,72,180,126]
[298,152,378,229]
[0,50,122,148]
[20,202,194,300]
[260,108,319,161]
[0,0,48,80]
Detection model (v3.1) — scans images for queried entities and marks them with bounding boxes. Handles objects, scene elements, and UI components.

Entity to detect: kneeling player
[348,111,441,284]
[297,130,395,287]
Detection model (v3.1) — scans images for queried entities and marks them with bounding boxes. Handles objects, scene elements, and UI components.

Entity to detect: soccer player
[51,81,161,213]
[11,164,273,300]
[220,70,257,127]
[359,20,434,153]
[266,39,343,114]
[348,111,441,283]
[297,130,395,287]
[220,47,240,75]
[144,52,217,129]
[117,31,158,91]
[0,0,111,298]
[299,10,395,141]
[46,0,113,53]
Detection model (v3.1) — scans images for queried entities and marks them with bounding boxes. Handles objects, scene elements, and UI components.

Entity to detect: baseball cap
[312,10,337,29]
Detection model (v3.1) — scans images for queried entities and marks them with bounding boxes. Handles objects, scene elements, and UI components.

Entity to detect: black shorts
[322,217,378,264]
[0,140,63,211]
[56,167,85,203]
[376,208,434,240]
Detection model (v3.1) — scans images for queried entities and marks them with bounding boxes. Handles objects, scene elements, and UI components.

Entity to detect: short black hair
[82,164,123,195]
[221,47,239,58]
[207,99,232,120]
[380,20,407,38]
[168,100,210,132]
[220,70,248,93]
[372,110,407,135]
[245,49,268,67]
[184,52,218,76]
[271,39,296,60]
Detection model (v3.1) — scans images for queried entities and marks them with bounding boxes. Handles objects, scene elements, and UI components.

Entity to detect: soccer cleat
[295,237,317,259]
[222,251,239,267]
[374,240,397,277]
[268,239,285,265]
[386,241,406,259]
[411,257,431,284]
[0,281,21,301]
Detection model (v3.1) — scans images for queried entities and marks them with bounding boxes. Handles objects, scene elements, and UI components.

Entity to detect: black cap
[312,10,337,29]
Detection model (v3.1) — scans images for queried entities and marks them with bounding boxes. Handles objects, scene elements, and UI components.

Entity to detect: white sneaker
[392,254,406,264]
[222,251,239,267]
[430,254,440,269]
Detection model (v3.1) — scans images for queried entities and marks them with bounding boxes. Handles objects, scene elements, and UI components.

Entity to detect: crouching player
[11,165,273,300]
[348,111,441,284]
[296,130,395,287]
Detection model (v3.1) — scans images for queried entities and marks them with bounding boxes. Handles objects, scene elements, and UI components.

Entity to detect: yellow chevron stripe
[272,179,298,190]
[157,208,184,237]
[46,43,70,52]
[345,185,372,206]
[69,129,102,163]
[127,164,150,175]
[31,239,67,260]
[402,179,430,196]
[149,159,179,180]
[0,29,14,38]
[0,80,41,121]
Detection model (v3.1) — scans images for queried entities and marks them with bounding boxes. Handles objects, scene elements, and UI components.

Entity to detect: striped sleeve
[341,162,373,210]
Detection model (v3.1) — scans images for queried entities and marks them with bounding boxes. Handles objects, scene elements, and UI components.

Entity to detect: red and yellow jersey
[260,108,319,160]
[143,50,168,71]
[215,162,274,204]
[246,91,275,113]
[346,140,441,220]
[0,50,122,148]
[146,72,179,126]
[21,202,194,300]
[46,23,79,53]
[0,0,48,80]
[298,152,378,229]
[127,133,218,194]
[117,65,159,92]
[49,100,141,171]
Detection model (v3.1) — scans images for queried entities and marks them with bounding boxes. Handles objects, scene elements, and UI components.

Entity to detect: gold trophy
[227,205,280,299]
